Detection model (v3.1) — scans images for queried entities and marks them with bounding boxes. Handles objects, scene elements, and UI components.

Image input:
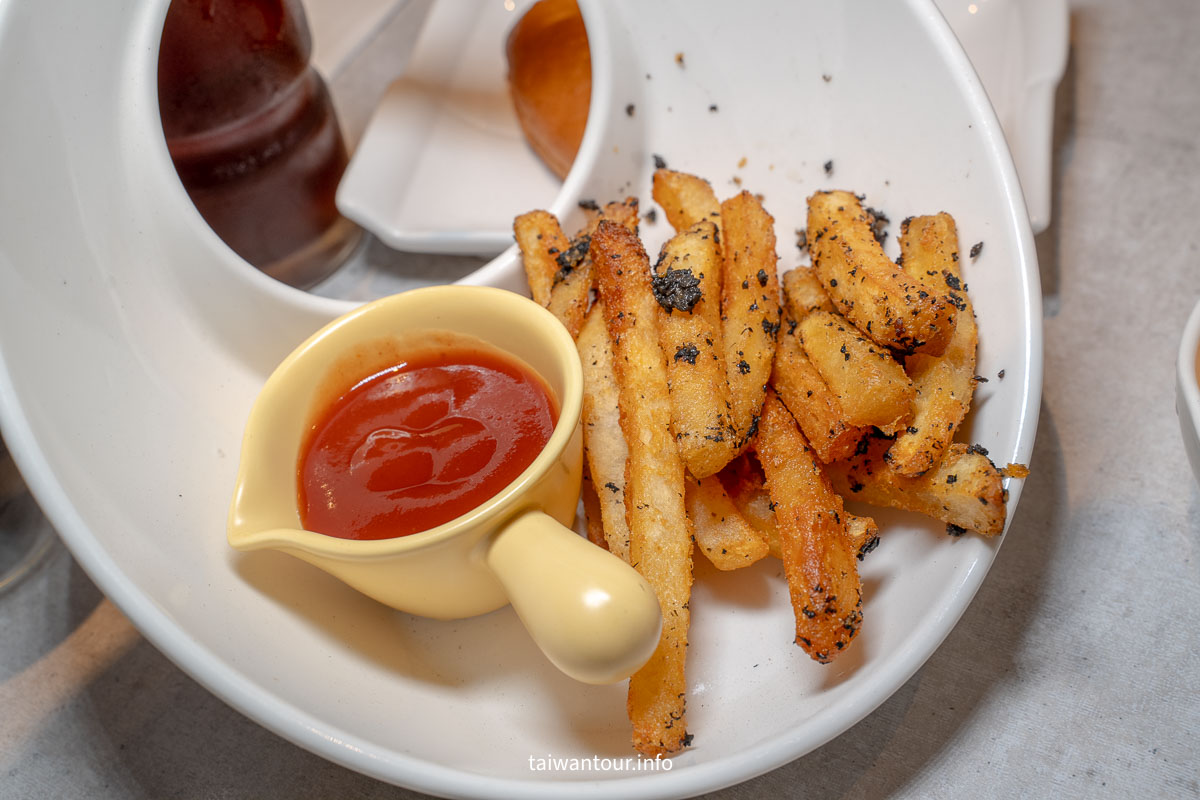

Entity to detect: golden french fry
[652,168,721,234]
[543,198,641,339]
[781,266,834,321]
[718,453,877,561]
[720,190,782,450]
[771,330,870,463]
[654,220,738,478]
[686,474,769,570]
[577,303,632,562]
[844,512,880,560]
[798,310,915,435]
[514,209,570,307]
[591,220,694,757]
[808,190,956,356]
[755,391,862,663]
[886,213,979,476]
[827,435,1006,536]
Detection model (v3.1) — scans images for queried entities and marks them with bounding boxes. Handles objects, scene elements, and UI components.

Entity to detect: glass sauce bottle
[158,0,361,289]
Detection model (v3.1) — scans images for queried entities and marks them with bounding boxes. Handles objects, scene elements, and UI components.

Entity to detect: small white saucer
[335,0,562,256]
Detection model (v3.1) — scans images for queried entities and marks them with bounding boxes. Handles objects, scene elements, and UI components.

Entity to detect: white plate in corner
[335,0,563,256]
[935,0,1069,234]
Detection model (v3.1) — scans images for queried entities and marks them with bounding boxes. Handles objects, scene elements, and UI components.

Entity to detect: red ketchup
[298,347,558,540]
[157,0,360,288]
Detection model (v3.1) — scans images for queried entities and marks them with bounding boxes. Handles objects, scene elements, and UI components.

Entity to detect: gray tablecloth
[3,0,1199,797]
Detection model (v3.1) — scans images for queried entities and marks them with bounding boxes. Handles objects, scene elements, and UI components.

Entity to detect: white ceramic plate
[0,1,1040,797]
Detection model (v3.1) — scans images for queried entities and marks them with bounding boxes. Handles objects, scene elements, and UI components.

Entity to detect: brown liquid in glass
[158,0,361,288]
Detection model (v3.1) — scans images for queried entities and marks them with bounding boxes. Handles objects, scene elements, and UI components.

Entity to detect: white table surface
[3,0,1199,797]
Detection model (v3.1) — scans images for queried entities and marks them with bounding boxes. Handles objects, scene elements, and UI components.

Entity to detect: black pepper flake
[943,271,962,291]
[865,206,889,246]
[709,103,719,112]
[998,369,1006,380]
[906,426,919,435]
[762,317,780,336]
[603,481,619,493]
[554,234,591,279]
[857,535,880,560]
[737,360,751,375]
[974,374,989,383]
[970,241,983,259]
[823,159,834,176]
[795,228,808,253]
[946,523,967,537]
[840,344,850,361]
[674,343,700,364]
[756,268,769,287]
[829,278,838,287]
[967,443,990,457]
[644,208,658,224]
[946,474,958,484]
[652,266,704,312]
[625,103,635,117]
[577,199,600,212]
[653,153,668,170]
[822,73,832,82]
[682,733,694,747]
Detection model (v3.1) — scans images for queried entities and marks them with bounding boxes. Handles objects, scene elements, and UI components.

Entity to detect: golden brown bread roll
[506,0,591,179]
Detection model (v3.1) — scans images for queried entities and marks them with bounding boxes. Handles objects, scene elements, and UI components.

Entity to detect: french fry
[886,213,978,476]
[781,266,834,320]
[652,168,722,234]
[771,330,870,463]
[719,453,878,561]
[686,474,769,570]
[808,190,957,356]
[591,220,694,757]
[844,512,881,560]
[720,191,782,450]
[826,435,1006,536]
[577,303,632,562]
[798,310,915,435]
[654,220,738,478]
[755,391,863,663]
[548,198,641,339]
[514,210,570,308]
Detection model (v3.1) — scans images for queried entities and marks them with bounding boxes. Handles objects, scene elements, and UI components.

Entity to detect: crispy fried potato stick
[799,310,915,435]
[756,391,863,663]
[539,198,641,339]
[686,474,769,570]
[591,220,694,757]
[654,220,737,478]
[720,191,782,450]
[718,453,877,561]
[652,168,722,234]
[772,330,870,463]
[514,210,570,308]
[808,190,956,355]
[827,435,1006,535]
[886,213,979,476]
[781,266,834,320]
[577,303,632,562]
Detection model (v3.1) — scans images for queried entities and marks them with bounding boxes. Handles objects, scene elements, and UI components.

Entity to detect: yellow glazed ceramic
[227,285,661,684]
